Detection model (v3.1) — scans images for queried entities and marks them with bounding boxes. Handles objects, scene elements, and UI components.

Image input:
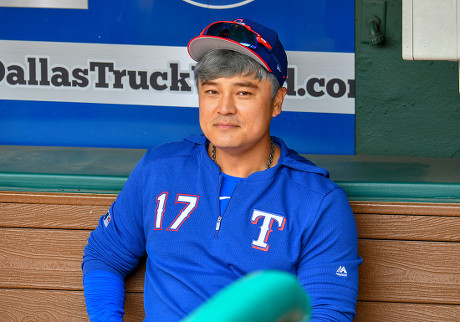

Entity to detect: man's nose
[217,93,237,115]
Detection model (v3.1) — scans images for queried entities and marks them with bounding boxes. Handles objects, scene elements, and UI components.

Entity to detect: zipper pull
[215,216,222,231]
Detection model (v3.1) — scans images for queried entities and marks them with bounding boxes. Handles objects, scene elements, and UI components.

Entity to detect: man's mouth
[215,122,239,129]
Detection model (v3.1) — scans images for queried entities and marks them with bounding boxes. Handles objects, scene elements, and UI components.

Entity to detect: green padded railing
[0,146,459,202]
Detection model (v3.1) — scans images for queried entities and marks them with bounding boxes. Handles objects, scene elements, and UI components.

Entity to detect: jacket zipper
[214,181,242,238]
[215,215,222,231]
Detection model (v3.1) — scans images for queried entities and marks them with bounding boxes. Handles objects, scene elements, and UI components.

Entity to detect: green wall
[355,0,460,158]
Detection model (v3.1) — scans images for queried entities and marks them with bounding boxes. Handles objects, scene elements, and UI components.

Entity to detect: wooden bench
[0,146,459,321]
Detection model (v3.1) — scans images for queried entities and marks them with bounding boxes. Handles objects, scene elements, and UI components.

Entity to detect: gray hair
[193,49,280,99]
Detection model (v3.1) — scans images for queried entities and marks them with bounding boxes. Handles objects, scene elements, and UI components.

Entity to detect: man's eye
[238,91,251,96]
[206,90,218,95]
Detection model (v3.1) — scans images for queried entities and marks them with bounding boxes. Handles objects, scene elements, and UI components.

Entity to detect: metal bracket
[361,0,386,45]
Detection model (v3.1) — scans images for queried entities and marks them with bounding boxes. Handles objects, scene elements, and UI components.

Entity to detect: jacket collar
[185,134,329,178]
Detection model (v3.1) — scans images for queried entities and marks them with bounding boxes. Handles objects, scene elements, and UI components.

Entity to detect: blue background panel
[0,1,354,52]
[0,100,354,154]
[0,0,355,154]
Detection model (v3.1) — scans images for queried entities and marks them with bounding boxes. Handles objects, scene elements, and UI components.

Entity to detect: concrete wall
[355,0,460,158]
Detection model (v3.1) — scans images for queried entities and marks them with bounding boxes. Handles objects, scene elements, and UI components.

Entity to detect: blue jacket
[83,135,362,321]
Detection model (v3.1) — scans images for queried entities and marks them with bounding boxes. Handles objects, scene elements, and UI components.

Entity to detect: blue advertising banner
[0,0,355,154]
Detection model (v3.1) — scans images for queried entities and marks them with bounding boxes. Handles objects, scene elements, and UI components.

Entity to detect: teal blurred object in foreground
[183,271,311,322]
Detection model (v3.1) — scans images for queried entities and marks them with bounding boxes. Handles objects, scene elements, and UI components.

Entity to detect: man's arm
[298,187,362,321]
[83,270,125,321]
[82,156,147,320]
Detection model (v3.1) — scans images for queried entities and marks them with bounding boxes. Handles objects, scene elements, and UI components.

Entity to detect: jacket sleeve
[82,155,147,279]
[297,187,362,321]
[83,270,126,321]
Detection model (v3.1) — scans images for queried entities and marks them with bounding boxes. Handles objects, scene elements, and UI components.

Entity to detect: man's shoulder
[282,165,341,197]
[142,135,205,165]
[280,147,341,197]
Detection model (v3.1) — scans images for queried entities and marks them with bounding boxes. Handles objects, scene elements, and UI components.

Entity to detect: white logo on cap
[182,0,255,9]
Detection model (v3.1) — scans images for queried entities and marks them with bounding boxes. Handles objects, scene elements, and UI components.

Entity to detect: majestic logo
[336,266,348,277]
[182,0,255,9]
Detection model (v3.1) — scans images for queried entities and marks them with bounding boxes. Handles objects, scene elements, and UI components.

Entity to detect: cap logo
[182,0,255,9]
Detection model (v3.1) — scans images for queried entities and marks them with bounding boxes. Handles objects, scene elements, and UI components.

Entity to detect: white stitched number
[167,194,199,231]
[154,193,199,231]
[154,192,168,230]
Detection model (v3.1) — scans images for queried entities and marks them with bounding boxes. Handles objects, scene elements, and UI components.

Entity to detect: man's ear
[272,87,287,117]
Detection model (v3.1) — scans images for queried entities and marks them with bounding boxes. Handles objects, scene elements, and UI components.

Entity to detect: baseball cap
[187,18,288,87]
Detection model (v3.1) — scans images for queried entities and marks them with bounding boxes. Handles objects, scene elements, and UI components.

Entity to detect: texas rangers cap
[187,18,288,87]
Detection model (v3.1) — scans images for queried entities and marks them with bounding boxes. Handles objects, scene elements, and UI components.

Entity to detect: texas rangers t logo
[251,210,286,251]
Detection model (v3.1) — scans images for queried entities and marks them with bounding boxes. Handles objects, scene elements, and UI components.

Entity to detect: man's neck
[209,140,280,178]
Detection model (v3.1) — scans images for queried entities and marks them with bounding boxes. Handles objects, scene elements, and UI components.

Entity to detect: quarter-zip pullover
[83,134,362,321]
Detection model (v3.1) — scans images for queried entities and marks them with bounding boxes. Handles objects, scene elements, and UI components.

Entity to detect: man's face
[198,73,285,155]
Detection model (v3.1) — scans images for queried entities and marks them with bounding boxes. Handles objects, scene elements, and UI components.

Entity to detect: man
[82,18,362,321]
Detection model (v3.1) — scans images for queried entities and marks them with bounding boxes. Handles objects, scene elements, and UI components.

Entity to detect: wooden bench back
[0,191,459,321]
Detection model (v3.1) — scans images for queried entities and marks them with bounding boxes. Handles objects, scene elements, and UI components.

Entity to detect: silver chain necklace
[211,138,275,170]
